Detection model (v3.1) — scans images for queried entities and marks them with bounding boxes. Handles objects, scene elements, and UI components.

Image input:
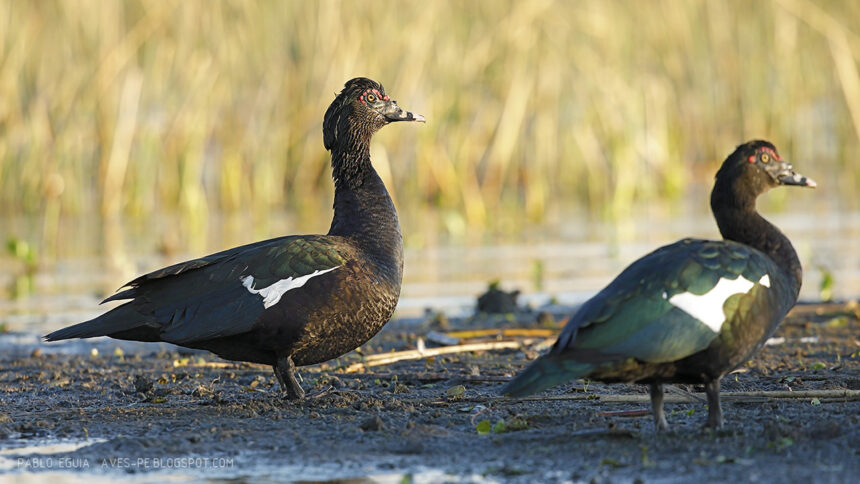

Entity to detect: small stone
[192,385,213,398]
[477,283,520,314]
[360,415,385,431]
[536,311,557,327]
[133,375,153,393]
[328,375,344,388]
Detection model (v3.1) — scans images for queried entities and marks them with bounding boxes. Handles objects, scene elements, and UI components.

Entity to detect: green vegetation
[0,0,857,251]
[5,237,37,297]
[819,266,835,302]
[475,416,529,435]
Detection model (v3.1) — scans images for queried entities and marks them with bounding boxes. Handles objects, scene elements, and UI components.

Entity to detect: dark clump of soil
[477,282,521,314]
[0,302,858,482]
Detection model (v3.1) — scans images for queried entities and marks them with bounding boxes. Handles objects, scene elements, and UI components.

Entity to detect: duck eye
[366,94,376,103]
[760,153,770,163]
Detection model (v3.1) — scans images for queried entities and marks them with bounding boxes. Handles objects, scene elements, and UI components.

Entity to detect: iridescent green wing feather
[553,239,778,364]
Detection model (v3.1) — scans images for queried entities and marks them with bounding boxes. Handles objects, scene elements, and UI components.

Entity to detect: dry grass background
[1,0,859,253]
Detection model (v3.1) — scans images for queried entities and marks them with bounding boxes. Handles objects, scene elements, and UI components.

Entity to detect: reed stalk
[0,0,856,251]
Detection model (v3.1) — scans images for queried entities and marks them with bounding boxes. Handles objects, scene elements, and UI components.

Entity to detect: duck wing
[502,238,782,397]
[45,236,352,344]
[553,238,778,363]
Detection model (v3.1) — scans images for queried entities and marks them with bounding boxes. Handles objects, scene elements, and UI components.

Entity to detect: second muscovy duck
[502,140,815,429]
[46,77,424,400]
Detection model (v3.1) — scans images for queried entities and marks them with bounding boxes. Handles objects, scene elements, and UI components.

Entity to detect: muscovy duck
[502,140,815,429]
[46,77,424,400]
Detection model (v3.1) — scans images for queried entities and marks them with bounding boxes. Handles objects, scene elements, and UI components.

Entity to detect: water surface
[2,204,856,340]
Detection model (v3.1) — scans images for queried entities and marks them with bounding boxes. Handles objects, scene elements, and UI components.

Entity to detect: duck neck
[327,145,403,277]
[711,182,802,294]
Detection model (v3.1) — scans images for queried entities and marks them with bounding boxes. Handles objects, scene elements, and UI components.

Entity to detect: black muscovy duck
[46,77,424,400]
[502,140,815,429]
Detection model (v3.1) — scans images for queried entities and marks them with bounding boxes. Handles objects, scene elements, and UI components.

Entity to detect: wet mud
[0,302,858,482]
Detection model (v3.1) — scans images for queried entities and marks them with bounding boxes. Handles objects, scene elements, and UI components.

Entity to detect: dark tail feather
[44,302,148,341]
[501,356,593,397]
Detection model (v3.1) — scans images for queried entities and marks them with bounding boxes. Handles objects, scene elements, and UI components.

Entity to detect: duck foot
[274,356,305,400]
[703,379,723,429]
[649,383,669,431]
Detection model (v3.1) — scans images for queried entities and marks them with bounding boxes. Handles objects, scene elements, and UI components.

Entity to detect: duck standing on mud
[502,140,815,429]
[46,78,424,400]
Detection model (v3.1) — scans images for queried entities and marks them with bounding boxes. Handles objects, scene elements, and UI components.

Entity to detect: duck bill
[777,171,817,188]
[381,100,425,123]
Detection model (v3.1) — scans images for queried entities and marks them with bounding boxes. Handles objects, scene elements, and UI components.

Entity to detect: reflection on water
[1,203,858,336]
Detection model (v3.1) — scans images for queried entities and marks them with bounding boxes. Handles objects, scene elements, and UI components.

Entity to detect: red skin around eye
[749,147,782,163]
[761,147,781,160]
[360,88,387,105]
[360,88,389,104]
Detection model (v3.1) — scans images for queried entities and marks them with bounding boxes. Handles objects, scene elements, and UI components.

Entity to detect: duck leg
[274,355,306,400]
[649,383,669,431]
[704,379,722,428]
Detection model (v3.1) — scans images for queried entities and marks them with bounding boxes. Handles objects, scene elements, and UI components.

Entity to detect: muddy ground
[0,302,858,483]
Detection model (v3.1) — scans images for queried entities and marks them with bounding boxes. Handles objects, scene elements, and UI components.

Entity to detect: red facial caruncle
[359,88,389,105]
[748,146,781,163]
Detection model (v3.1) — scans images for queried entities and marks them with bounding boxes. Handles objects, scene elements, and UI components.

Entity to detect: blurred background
[1,0,858,333]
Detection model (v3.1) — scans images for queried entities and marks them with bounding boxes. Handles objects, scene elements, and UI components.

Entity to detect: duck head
[323,77,425,152]
[744,140,816,189]
[714,140,816,207]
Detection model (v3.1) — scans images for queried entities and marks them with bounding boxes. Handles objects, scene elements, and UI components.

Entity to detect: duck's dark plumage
[46,77,424,399]
[502,140,815,429]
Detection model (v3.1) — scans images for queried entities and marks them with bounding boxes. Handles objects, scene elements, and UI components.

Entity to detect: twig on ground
[343,341,523,373]
[445,328,559,339]
[345,372,512,383]
[596,409,652,417]
[665,384,708,403]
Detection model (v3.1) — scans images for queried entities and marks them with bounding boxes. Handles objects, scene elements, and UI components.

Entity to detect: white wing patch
[664,273,769,333]
[241,266,341,309]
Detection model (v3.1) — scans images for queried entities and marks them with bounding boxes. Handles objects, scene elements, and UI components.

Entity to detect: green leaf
[491,420,506,434]
[446,385,465,398]
[640,445,655,468]
[810,362,826,371]
[505,417,530,431]
[811,398,821,406]
[476,420,491,435]
[818,267,834,302]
